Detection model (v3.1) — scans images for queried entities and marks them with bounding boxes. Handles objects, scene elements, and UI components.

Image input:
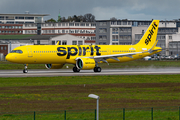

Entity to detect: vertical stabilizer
[136,20,159,48]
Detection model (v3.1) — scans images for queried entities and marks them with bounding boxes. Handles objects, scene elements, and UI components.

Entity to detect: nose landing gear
[23,64,28,73]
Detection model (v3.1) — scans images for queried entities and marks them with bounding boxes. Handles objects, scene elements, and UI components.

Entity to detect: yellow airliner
[6,20,162,73]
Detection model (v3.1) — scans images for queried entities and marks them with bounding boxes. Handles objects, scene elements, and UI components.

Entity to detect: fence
[0,106,180,120]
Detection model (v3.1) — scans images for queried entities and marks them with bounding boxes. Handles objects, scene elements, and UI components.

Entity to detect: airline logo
[57,46,101,59]
[145,22,158,45]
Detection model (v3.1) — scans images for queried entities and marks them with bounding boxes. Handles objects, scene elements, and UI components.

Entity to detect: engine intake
[76,58,95,70]
[45,64,64,69]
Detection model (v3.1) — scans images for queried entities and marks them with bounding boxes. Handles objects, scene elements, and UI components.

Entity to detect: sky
[0,0,180,21]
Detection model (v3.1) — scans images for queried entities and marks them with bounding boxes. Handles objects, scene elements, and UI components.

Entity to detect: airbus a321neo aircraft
[6,20,162,73]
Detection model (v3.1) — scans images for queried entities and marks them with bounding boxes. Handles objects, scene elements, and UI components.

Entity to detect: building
[0,44,8,56]
[0,13,49,35]
[96,19,180,56]
[23,22,96,44]
[0,13,49,24]
[51,34,84,45]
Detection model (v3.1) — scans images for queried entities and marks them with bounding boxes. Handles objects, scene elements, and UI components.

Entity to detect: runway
[0,67,180,77]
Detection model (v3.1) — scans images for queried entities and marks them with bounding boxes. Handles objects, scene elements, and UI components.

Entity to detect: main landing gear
[73,67,80,72]
[94,61,101,72]
[72,65,101,73]
[23,64,28,73]
[94,67,101,72]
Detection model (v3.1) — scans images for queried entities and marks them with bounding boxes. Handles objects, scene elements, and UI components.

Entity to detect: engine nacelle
[76,58,95,70]
[45,64,64,69]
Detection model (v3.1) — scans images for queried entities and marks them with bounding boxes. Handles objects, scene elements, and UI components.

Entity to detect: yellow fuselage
[6,44,161,64]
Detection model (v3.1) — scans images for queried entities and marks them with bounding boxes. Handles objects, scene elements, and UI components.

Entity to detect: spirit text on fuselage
[57,46,101,59]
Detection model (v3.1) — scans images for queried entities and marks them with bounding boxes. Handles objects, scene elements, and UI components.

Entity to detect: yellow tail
[136,20,159,48]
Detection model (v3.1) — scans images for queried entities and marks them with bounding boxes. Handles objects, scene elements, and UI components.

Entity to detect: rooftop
[0,13,49,17]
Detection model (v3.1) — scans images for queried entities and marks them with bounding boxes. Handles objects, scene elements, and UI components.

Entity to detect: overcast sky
[0,0,180,21]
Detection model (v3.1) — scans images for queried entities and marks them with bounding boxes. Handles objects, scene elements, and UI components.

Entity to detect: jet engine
[76,58,95,70]
[45,64,64,69]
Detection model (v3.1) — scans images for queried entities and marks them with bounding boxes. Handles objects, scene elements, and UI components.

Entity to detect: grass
[0,107,179,120]
[0,35,35,40]
[1,61,180,119]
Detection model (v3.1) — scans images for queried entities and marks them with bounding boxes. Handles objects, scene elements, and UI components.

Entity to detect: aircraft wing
[76,52,142,64]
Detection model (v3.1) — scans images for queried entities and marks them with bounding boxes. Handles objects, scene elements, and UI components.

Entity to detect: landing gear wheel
[23,64,28,73]
[23,69,28,73]
[73,67,80,72]
[94,67,101,72]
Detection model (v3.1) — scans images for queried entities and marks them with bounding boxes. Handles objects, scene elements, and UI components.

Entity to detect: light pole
[88,94,100,120]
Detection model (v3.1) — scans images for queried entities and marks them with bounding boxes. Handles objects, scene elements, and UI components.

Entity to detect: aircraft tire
[23,69,28,73]
[94,67,101,72]
[73,67,80,72]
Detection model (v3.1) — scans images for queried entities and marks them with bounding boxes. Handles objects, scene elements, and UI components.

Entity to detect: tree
[78,15,84,22]
[110,17,117,20]
[83,13,95,22]
[73,15,80,22]
[61,17,66,22]
[45,18,56,23]
[56,13,96,22]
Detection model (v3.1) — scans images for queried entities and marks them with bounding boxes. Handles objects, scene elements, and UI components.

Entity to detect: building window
[99,22,107,26]
[99,35,107,40]
[80,23,85,26]
[1,46,3,50]
[62,41,67,45]
[52,41,55,45]
[62,30,65,33]
[112,28,118,34]
[4,46,6,50]
[69,30,74,33]
[119,27,131,32]
[169,36,172,40]
[91,37,96,40]
[112,35,118,41]
[37,40,40,45]
[72,41,77,45]
[99,28,107,33]
[78,41,83,45]
[75,23,79,26]
[91,23,96,26]
[25,17,34,20]
[142,30,144,34]
[75,30,79,33]
[15,16,24,19]
[69,23,74,26]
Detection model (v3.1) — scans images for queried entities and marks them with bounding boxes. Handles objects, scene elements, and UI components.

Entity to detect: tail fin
[136,20,159,48]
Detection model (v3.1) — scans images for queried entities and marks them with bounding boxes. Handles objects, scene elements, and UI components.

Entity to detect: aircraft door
[27,47,33,57]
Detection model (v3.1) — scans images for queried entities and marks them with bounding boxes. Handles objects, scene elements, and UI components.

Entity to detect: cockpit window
[11,50,23,53]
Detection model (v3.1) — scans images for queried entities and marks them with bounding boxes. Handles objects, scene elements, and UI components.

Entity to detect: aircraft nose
[5,54,13,62]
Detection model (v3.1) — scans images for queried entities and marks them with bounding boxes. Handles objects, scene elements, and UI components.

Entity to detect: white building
[0,13,49,24]
[50,34,84,45]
